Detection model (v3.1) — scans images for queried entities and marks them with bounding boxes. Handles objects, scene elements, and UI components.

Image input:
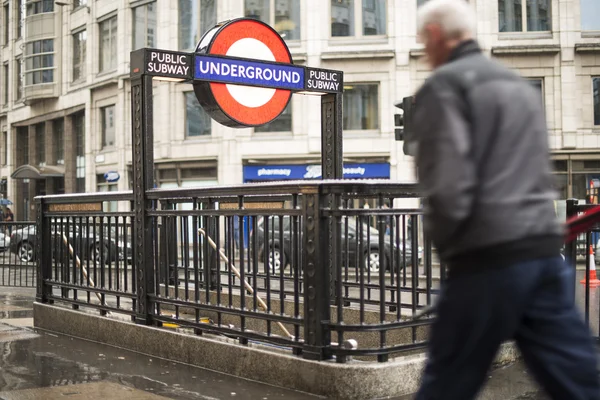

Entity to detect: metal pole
[131,74,156,325]
[35,197,51,303]
[566,198,579,304]
[302,189,332,361]
[321,93,343,180]
[321,93,343,304]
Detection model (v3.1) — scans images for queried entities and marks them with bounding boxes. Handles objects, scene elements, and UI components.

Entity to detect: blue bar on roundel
[194,55,305,90]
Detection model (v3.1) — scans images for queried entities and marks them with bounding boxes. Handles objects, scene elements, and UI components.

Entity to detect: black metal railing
[0,221,38,287]
[36,192,136,317]
[36,181,439,362]
[565,199,600,339]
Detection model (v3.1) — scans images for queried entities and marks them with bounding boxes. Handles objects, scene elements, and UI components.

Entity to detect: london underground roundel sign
[193,18,297,128]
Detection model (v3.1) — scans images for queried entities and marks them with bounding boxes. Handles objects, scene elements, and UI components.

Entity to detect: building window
[17,0,23,38]
[133,1,156,50]
[101,105,116,148]
[581,0,600,31]
[184,92,211,137]
[594,77,600,126]
[24,39,54,85]
[3,3,9,45]
[74,0,87,7]
[2,63,8,106]
[97,174,117,212]
[35,123,45,166]
[498,0,551,32]
[255,102,292,133]
[343,84,379,130]
[527,78,544,107]
[15,57,22,101]
[73,112,85,192]
[331,0,386,37]
[53,118,64,165]
[2,131,7,166]
[17,126,28,165]
[245,0,301,41]
[99,16,117,72]
[26,0,53,16]
[72,30,86,82]
[179,0,217,51]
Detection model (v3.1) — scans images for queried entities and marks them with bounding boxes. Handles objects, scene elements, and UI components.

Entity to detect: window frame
[132,0,157,50]
[98,15,118,73]
[330,0,387,39]
[35,122,45,166]
[2,63,8,107]
[342,82,380,132]
[25,0,54,16]
[72,29,86,83]
[184,91,212,138]
[73,112,86,193]
[527,77,545,108]
[53,118,64,165]
[16,0,23,39]
[14,56,22,102]
[244,0,302,42]
[178,0,217,51]
[101,105,116,149]
[593,76,600,127]
[23,38,55,86]
[580,0,600,32]
[254,101,293,134]
[497,0,552,33]
[3,3,9,46]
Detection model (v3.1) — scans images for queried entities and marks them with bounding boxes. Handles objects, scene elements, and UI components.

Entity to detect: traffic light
[394,96,415,141]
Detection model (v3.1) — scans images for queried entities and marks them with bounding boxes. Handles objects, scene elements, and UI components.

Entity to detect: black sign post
[129,19,345,361]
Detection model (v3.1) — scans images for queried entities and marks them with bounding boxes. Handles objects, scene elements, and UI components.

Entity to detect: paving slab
[0,381,169,400]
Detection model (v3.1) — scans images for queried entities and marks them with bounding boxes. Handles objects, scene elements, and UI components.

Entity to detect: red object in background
[566,205,600,243]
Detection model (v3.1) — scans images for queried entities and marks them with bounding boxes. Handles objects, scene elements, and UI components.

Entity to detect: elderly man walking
[412,0,600,399]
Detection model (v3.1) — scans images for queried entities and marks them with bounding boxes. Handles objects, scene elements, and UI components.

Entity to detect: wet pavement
[0,288,320,400]
[0,268,598,399]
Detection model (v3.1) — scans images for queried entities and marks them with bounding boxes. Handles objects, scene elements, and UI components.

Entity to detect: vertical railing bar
[192,198,200,324]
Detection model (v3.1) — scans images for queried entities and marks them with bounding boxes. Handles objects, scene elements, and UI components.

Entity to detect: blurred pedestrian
[412,0,600,399]
[4,207,13,235]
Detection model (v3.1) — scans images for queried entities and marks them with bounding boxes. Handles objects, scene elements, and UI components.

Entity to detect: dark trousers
[416,256,600,400]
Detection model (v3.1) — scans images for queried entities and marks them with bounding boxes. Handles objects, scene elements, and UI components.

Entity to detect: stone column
[25,125,36,220]
[45,120,55,165]
[44,121,55,195]
[64,115,76,193]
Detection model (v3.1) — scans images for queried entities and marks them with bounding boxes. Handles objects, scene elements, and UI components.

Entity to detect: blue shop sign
[104,171,120,183]
[243,163,390,182]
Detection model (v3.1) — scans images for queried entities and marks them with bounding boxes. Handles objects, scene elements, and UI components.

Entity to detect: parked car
[10,224,132,264]
[252,215,423,273]
[0,232,10,252]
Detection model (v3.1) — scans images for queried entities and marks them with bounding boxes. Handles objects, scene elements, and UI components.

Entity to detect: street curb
[33,303,520,399]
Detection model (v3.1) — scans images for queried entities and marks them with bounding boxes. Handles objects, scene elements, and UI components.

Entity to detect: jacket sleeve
[415,79,476,253]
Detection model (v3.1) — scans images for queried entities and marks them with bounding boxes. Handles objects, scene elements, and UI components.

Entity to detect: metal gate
[0,222,37,287]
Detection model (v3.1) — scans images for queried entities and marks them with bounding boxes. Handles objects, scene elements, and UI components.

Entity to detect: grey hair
[417,0,476,40]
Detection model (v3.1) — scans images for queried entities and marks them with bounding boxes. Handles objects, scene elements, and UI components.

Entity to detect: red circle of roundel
[206,19,292,127]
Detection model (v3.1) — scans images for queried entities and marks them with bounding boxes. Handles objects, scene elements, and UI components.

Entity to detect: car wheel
[91,243,109,265]
[267,247,286,274]
[364,250,381,273]
[18,242,34,263]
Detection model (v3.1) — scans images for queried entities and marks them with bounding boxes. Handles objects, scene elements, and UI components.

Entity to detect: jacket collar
[447,39,482,63]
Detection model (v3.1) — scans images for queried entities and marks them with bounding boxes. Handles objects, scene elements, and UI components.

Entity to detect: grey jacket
[413,40,563,265]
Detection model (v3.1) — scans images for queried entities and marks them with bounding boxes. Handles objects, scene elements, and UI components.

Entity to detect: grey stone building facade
[0,0,598,220]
